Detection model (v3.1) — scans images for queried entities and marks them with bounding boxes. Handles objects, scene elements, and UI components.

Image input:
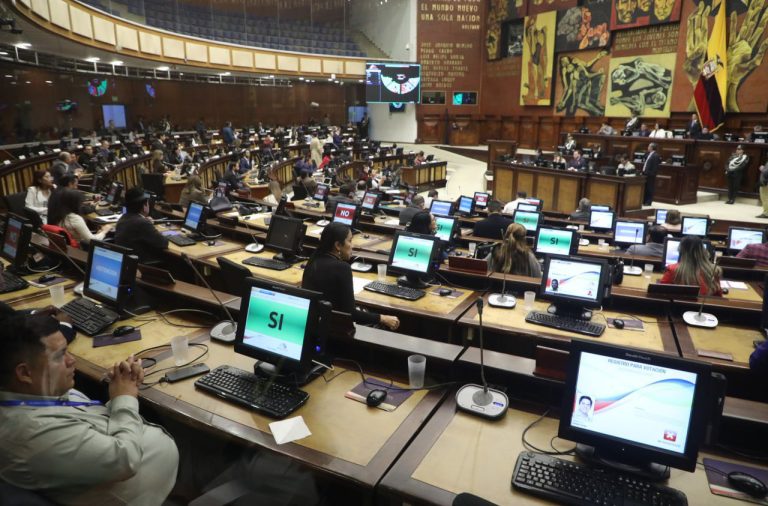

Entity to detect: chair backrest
[3,191,28,215]
[291,184,308,201]
[140,173,165,201]
[216,256,250,295]
[0,481,57,505]
[42,224,80,249]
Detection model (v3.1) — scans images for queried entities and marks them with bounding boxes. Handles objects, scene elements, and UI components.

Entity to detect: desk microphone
[181,253,237,342]
[456,299,509,420]
[488,227,515,308]
[623,228,642,275]
[683,256,719,329]
[237,211,264,253]
[38,231,87,294]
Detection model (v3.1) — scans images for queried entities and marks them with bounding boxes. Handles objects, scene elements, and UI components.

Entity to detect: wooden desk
[0,260,78,304]
[162,229,243,260]
[584,173,646,214]
[654,163,699,205]
[400,161,447,191]
[214,249,306,287]
[492,162,587,213]
[163,174,187,203]
[379,397,763,505]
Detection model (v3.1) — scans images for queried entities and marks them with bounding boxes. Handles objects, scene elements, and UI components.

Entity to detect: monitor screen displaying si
[457,196,474,215]
[333,202,358,227]
[430,200,453,217]
[388,232,438,276]
[681,217,708,237]
[614,221,647,246]
[535,227,576,256]
[727,227,764,252]
[473,192,489,209]
[434,216,456,242]
[513,210,541,232]
[589,210,615,231]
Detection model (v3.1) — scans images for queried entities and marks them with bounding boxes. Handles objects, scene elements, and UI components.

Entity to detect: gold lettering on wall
[613,24,679,56]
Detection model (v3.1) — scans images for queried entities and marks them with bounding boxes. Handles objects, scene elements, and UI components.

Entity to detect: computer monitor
[434,216,457,243]
[387,231,441,289]
[614,220,648,247]
[234,277,328,382]
[754,132,768,143]
[559,339,711,478]
[671,155,686,166]
[517,202,539,213]
[1,214,33,274]
[312,183,330,203]
[539,255,609,319]
[83,240,148,315]
[183,202,208,237]
[456,195,475,216]
[582,148,594,158]
[525,198,544,210]
[662,237,715,267]
[473,192,490,209]
[681,216,709,237]
[655,209,669,226]
[361,191,381,213]
[332,202,360,229]
[105,182,124,205]
[727,227,765,253]
[265,215,306,263]
[590,205,611,212]
[430,199,454,217]
[589,210,615,231]
[633,151,646,163]
[535,227,578,256]
[513,210,541,235]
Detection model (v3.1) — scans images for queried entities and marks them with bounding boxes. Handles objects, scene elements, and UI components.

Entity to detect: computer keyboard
[95,207,119,217]
[525,311,606,337]
[512,452,687,506]
[242,256,291,271]
[0,271,29,294]
[363,281,425,301]
[60,297,120,336]
[167,234,197,247]
[195,365,309,419]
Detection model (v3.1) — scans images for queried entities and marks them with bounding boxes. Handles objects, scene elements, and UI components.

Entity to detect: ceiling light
[25,81,30,84]
[4,74,12,78]
[111,60,123,65]
[45,80,52,84]
[299,77,304,80]
[219,71,231,76]
[14,42,31,49]
[0,51,8,56]
[157,66,169,71]
[85,57,100,62]
[358,79,364,83]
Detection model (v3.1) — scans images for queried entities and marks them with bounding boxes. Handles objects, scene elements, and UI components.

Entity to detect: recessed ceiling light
[45,80,53,84]
[15,43,31,49]
[5,75,12,78]
[25,81,31,84]
[157,66,170,71]
[0,51,8,56]
[85,57,100,63]
[111,60,124,65]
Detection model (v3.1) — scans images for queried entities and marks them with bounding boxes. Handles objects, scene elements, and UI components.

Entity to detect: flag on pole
[694,0,727,132]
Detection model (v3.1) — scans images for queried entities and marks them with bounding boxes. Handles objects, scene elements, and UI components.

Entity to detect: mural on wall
[528,0,578,16]
[610,0,682,31]
[487,0,526,60]
[675,0,768,113]
[555,0,611,52]
[520,10,557,105]
[504,20,525,56]
[606,53,677,117]
[554,49,610,116]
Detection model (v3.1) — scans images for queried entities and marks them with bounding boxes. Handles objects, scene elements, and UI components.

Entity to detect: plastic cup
[408,354,426,388]
[468,242,477,257]
[171,336,189,366]
[524,291,536,310]
[49,284,65,307]
[377,264,387,282]
[644,263,654,279]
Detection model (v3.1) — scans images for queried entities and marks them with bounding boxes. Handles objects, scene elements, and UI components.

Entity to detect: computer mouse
[455,251,463,256]
[439,288,452,297]
[722,287,729,295]
[727,471,768,498]
[207,239,216,246]
[366,389,388,407]
[112,325,136,337]
[613,319,625,330]
[38,274,57,283]
[363,234,370,239]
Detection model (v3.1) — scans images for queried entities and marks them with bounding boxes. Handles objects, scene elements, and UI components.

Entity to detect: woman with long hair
[660,235,722,296]
[490,223,542,277]
[25,169,54,223]
[406,211,436,235]
[50,188,112,246]
[302,222,399,330]
[179,175,207,208]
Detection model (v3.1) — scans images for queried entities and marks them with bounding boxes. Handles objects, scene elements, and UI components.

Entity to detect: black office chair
[140,173,165,201]
[291,184,308,201]
[3,191,27,215]
[216,256,251,296]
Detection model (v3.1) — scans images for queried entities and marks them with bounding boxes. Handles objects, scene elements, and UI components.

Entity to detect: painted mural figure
[525,18,549,100]
[609,58,672,116]
[556,50,608,116]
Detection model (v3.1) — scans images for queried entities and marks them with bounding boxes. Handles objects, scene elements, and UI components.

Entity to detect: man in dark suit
[641,142,661,206]
[688,113,702,139]
[472,200,514,239]
[114,187,169,264]
[399,195,425,225]
[567,149,589,172]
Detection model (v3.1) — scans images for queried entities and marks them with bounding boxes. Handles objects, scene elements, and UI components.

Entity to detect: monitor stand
[273,252,298,264]
[546,303,592,321]
[253,357,329,387]
[575,444,670,482]
[119,286,153,318]
[397,274,430,290]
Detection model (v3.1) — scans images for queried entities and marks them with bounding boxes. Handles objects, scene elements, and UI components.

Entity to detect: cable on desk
[521,409,576,456]
[139,343,209,389]
[714,444,768,463]
[125,308,219,329]
[434,270,492,293]
[23,261,62,273]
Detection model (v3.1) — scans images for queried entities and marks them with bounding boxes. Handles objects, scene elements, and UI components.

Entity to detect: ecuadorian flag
[694,0,727,131]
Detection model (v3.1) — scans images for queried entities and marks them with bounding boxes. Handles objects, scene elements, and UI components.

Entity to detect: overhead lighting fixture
[85,57,100,63]
[14,42,31,49]
[4,74,12,78]
[0,51,8,56]
[24,81,30,84]
[45,80,52,84]
[219,71,231,76]
[299,77,304,80]
[111,60,124,65]
[157,66,170,71]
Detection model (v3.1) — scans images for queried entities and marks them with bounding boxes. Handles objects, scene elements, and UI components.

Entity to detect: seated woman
[489,223,542,277]
[179,175,207,208]
[302,223,399,330]
[659,236,722,296]
[664,209,682,233]
[150,149,168,174]
[263,180,283,207]
[49,188,112,247]
[25,169,54,224]
[407,211,436,235]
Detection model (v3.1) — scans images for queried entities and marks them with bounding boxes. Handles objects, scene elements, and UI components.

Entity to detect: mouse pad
[429,288,464,299]
[344,378,413,412]
[606,317,644,331]
[92,330,142,348]
[704,458,768,504]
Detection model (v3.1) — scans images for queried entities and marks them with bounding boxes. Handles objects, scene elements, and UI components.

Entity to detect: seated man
[597,122,615,135]
[617,154,636,174]
[625,225,667,257]
[502,191,529,214]
[472,200,514,239]
[736,237,768,267]
[114,187,169,264]
[567,149,588,172]
[399,194,425,226]
[0,312,178,504]
[570,198,591,221]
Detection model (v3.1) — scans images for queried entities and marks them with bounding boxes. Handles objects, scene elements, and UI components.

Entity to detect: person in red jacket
[659,236,722,296]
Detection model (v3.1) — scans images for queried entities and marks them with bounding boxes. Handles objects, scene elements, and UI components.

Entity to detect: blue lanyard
[0,399,102,407]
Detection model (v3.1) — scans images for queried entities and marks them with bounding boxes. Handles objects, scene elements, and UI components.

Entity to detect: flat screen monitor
[590,205,611,212]
[404,190,417,206]
[513,210,541,234]
[434,216,457,243]
[727,227,765,252]
[517,202,539,213]
[183,202,207,235]
[265,215,306,263]
[102,104,127,129]
[540,255,608,316]
[452,92,478,105]
[526,198,544,209]
[559,339,711,474]
[365,62,421,104]
[1,214,32,272]
[313,183,330,202]
[614,220,648,247]
[456,195,475,216]
[333,202,360,229]
[83,240,138,313]
[105,182,124,205]
[234,277,324,376]
[361,191,381,212]
[387,231,440,288]
[681,216,709,237]
[589,210,616,231]
[754,132,768,143]
[662,237,715,267]
[655,209,668,226]
[535,227,577,256]
[473,192,489,209]
[430,199,454,217]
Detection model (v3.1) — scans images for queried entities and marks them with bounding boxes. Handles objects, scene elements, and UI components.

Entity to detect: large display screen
[88,245,123,302]
[544,258,601,303]
[102,104,127,129]
[535,228,574,256]
[569,351,697,455]
[390,234,434,274]
[242,286,309,361]
[365,63,421,104]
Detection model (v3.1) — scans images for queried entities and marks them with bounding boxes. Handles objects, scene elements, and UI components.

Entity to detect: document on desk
[269,416,312,444]
[352,276,369,294]
[383,218,400,226]
[720,280,748,290]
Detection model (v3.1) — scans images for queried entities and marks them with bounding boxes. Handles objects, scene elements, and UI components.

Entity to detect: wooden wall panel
[162,37,185,60]
[69,5,92,38]
[92,17,116,45]
[116,25,138,51]
[494,168,514,202]
[49,0,70,29]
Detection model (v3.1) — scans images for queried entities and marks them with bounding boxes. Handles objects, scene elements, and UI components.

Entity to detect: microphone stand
[237,209,264,253]
[683,256,719,328]
[181,253,238,342]
[623,228,642,275]
[489,227,516,308]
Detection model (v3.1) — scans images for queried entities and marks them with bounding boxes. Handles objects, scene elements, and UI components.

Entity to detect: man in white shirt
[503,191,529,214]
